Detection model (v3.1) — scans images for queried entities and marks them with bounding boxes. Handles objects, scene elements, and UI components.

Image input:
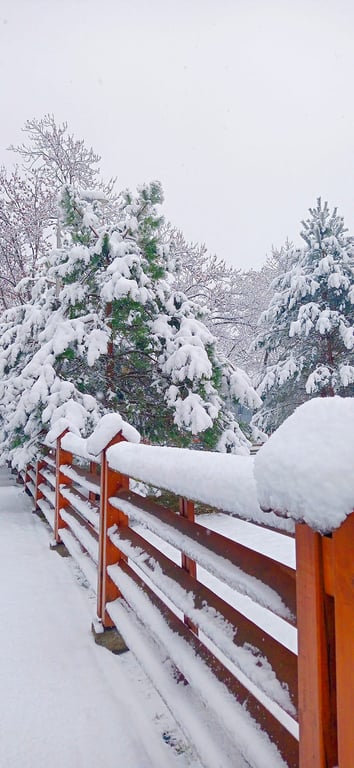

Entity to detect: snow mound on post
[60,433,99,462]
[86,413,140,455]
[45,418,80,445]
[254,397,354,533]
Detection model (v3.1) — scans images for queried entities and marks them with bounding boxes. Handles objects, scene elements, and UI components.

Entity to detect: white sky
[0,0,353,269]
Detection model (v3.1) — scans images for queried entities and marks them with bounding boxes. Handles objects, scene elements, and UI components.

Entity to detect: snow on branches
[0,177,259,466]
[255,200,354,432]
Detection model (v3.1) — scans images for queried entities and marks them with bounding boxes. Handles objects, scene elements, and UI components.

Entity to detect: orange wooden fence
[22,426,354,768]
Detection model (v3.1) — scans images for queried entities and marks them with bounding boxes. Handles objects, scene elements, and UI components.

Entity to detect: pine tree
[56,183,261,448]
[0,181,261,467]
[255,199,354,432]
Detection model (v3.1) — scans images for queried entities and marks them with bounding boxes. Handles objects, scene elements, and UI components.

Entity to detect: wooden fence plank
[59,462,101,493]
[61,504,99,542]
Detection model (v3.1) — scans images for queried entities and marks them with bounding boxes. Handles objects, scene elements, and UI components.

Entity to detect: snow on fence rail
[22,399,354,768]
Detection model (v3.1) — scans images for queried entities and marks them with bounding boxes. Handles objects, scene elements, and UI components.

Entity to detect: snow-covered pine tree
[255,199,354,432]
[56,183,261,448]
[0,265,101,469]
[0,180,260,467]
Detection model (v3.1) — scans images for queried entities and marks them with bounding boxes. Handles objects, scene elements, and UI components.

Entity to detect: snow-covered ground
[0,468,202,768]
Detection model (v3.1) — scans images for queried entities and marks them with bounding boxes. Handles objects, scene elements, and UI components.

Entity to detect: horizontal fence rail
[22,421,354,768]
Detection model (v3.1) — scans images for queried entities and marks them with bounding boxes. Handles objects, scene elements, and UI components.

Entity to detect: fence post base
[49,539,70,557]
[91,621,129,655]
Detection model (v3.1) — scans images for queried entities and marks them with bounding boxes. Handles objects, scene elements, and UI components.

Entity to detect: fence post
[35,458,45,512]
[24,463,34,495]
[332,510,354,768]
[97,432,129,627]
[295,523,337,768]
[179,497,198,634]
[54,429,73,544]
[89,460,99,503]
[24,465,30,493]
[179,497,196,576]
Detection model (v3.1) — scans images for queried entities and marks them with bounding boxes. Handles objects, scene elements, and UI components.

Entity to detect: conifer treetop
[255,198,354,432]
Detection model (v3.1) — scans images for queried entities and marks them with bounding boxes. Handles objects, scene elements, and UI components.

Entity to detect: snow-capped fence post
[97,431,129,627]
[54,429,73,544]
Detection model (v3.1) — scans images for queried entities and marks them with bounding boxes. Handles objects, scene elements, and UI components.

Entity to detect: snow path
[0,470,200,768]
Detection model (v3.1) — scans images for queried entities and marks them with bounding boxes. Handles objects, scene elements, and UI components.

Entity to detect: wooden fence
[22,425,353,768]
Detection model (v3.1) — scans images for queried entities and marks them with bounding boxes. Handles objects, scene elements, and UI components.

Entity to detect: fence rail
[22,424,354,768]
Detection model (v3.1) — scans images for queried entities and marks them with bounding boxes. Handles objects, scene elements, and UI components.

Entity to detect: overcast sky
[0,0,353,269]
